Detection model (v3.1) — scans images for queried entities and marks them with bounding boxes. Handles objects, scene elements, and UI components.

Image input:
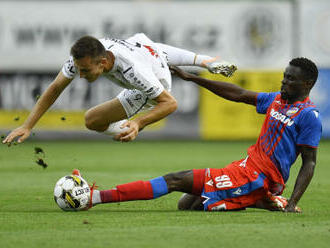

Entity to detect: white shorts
[117,33,172,118]
[116,89,157,118]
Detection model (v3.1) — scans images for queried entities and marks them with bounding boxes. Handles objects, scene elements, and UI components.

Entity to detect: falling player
[74,57,321,213]
[2,33,237,144]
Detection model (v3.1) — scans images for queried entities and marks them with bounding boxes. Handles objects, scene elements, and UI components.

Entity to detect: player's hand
[2,126,31,145]
[169,65,192,80]
[114,120,139,142]
[284,203,302,213]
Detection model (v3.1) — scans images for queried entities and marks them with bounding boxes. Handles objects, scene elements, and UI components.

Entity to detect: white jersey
[62,33,171,100]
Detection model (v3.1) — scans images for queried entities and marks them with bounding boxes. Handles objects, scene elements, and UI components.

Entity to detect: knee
[177,193,193,210]
[163,170,193,192]
[84,110,96,130]
[84,110,107,132]
[164,172,183,192]
[177,193,203,211]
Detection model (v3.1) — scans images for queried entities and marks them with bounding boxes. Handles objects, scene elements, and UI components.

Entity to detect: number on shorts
[215,175,233,189]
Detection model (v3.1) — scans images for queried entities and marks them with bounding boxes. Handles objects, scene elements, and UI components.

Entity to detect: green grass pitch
[0,140,330,248]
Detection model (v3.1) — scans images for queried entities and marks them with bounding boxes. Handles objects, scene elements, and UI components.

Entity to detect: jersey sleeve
[121,64,164,99]
[256,92,279,114]
[297,110,322,148]
[61,56,77,79]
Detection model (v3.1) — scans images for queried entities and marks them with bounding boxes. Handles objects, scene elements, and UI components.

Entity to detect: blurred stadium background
[1,0,330,141]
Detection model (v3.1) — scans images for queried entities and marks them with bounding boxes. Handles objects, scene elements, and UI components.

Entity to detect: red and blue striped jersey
[249,92,322,182]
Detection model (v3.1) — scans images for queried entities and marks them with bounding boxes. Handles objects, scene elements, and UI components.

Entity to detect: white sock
[194,55,215,66]
[92,189,101,205]
[156,43,213,67]
[104,120,129,136]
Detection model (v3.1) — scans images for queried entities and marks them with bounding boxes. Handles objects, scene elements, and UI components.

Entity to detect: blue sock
[149,176,168,199]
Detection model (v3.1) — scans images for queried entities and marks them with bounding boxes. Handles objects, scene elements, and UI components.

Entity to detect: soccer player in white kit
[3,33,237,144]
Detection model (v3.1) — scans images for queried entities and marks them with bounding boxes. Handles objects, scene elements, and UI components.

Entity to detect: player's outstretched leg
[76,170,198,209]
[155,43,237,77]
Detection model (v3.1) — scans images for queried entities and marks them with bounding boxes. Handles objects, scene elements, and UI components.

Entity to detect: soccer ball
[54,175,90,211]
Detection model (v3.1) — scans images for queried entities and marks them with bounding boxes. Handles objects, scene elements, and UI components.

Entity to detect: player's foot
[268,194,288,211]
[202,57,237,77]
[104,120,129,137]
[71,169,98,210]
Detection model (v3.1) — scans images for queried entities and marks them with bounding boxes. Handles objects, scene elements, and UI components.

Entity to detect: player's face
[74,56,104,82]
[281,65,309,102]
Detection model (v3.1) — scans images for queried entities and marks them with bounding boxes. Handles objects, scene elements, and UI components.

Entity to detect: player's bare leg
[84,98,129,135]
[163,170,194,193]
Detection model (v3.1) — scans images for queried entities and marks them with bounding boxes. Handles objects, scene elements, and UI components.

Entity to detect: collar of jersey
[280,95,310,105]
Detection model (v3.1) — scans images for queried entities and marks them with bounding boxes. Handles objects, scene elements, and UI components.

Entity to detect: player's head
[281,57,318,101]
[71,36,108,82]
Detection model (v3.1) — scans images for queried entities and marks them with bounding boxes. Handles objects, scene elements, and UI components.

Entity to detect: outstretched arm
[170,65,257,105]
[2,71,72,144]
[285,146,317,212]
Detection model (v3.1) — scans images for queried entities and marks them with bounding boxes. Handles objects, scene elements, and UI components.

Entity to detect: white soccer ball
[54,175,90,211]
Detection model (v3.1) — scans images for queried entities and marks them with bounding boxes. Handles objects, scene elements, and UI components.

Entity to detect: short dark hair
[70,36,106,61]
[289,57,318,85]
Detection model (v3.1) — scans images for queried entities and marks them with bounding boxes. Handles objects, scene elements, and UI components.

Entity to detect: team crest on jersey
[286,107,299,116]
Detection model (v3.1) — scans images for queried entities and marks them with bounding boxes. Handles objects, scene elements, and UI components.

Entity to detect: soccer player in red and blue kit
[77,57,321,213]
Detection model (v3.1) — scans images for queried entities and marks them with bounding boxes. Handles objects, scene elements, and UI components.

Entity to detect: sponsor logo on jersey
[270,108,294,126]
[286,107,299,116]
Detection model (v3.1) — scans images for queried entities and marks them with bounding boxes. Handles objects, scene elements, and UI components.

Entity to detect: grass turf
[0,140,330,248]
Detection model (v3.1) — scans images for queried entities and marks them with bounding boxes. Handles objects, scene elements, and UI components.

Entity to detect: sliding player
[76,57,321,213]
